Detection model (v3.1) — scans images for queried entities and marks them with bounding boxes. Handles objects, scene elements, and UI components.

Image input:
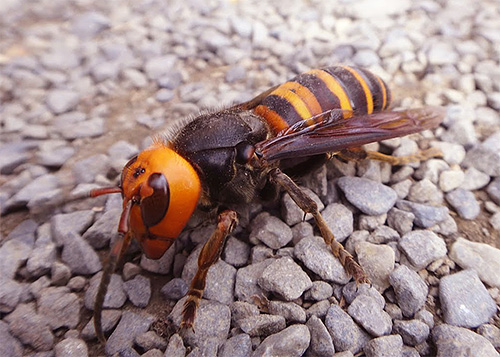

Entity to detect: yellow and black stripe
[254,66,391,134]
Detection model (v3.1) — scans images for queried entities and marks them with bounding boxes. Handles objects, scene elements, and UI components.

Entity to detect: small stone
[487,178,500,205]
[164,334,186,357]
[356,242,395,292]
[251,324,310,357]
[38,287,81,329]
[219,334,252,357]
[385,303,403,321]
[258,257,312,300]
[389,265,428,317]
[463,132,500,177]
[440,269,497,328]
[122,262,141,281]
[477,324,500,348]
[348,294,392,337]
[81,310,121,340]
[396,200,449,228]
[398,230,447,269]
[161,278,188,300]
[306,300,331,320]
[50,210,94,247]
[460,167,491,191]
[306,315,335,356]
[364,335,403,357]
[0,321,22,357]
[294,236,350,284]
[0,278,23,313]
[430,141,466,165]
[268,300,306,323]
[72,154,110,184]
[407,179,443,205]
[387,208,414,235]
[7,174,59,210]
[140,240,176,274]
[144,56,176,80]
[156,88,174,102]
[433,324,499,357]
[393,319,430,346]
[84,273,126,310]
[26,242,56,278]
[359,213,387,231]
[54,338,88,357]
[235,259,273,303]
[249,213,293,249]
[67,276,86,291]
[82,208,121,249]
[223,236,250,268]
[325,304,370,354]
[5,303,54,351]
[135,331,167,351]
[304,281,333,301]
[439,169,465,193]
[449,238,500,287]
[123,275,151,308]
[71,11,109,38]
[105,311,155,356]
[61,232,102,275]
[337,177,397,215]
[445,189,480,220]
[414,159,449,184]
[322,203,354,242]
[415,309,435,328]
[238,314,286,337]
[225,65,246,83]
[46,89,80,114]
[51,262,72,286]
[281,188,324,226]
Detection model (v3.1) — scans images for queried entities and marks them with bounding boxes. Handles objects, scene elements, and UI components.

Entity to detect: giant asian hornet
[88,65,444,342]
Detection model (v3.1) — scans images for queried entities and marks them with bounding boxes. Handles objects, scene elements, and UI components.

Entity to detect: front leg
[269,168,369,285]
[180,210,238,331]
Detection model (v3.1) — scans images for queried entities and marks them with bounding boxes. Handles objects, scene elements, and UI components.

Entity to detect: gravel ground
[1,0,500,356]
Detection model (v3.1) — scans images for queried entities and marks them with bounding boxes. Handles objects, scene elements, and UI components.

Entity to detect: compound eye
[140,173,170,228]
[121,155,138,185]
[235,142,255,164]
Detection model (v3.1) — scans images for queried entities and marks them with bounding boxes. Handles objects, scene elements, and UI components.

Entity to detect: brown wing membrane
[256,107,445,162]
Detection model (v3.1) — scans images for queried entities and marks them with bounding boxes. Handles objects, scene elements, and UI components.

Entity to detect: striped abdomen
[254,66,391,134]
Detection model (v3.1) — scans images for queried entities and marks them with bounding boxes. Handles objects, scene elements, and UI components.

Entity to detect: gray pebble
[359,213,387,231]
[51,261,72,286]
[140,240,176,274]
[84,273,126,310]
[144,55,176,80]
[486,177,500,205]
[415,309,435,328]
[325,304,370,355]
[36,145,75,168]
[82,208,121,249]
[46,89,80,114]
[294,236,350,284]
[54,338,88,357]
[356,242,395,292]
[439,169,465,192]
[337,177,397,215]
[164,333,186,357]
[0,278,23,313]
[38,287,81,329]
[364,334,403,357]
[238,314,286,337]
[321,203,354,242]
[230,301,260,325]
[6,174,59,210]
[306,315,335,356]
[393,319,430,346]
[281,188,324,226]
[123,275,151,308]
[407,179,443,205]
[250,244,274,263]
[414,159,449,184]
[58,117,105,140]
[463,132,500,177]
[399,230,447,270]
[61,232,102,275]
[235,259,273,303]
[461,167,491,191]
[306,299,331,320]
[72,154,110,184]
[249,213,293,249]
[433,324,499,357]
[348,294,392,337]
[268,300,306,323]
[161,278,188,300]
[71,11,109,38]
[430,141,466,165]
[0,320,22,357]
[67,276,86,291]
[223,236,250,268]
[157,71,183,89]
[258,257,312,300]
[387,208,414,235]
[252,324,310,357]
[449,237,500,287]
[225,65,246,83]
[105,311,155,355]
[396,200,449,228]
[5,303,54,351]
[477,324,500,348]
[81,310,121,340]
[445,188,480,220]
[440,269,497,328]
[135,331,167,351]
[219,333,251,357]
[389,265,428,317]
[0,147,30,175]
[50,210,94,247]
[304,281,333,301]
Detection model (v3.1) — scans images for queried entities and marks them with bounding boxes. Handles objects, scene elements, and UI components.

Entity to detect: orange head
[91,143,201,259]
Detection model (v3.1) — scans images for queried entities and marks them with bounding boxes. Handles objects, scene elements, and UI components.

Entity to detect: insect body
[89,65,444,342]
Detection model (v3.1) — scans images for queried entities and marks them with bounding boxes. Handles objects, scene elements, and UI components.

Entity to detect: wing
[255,107,445,162]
